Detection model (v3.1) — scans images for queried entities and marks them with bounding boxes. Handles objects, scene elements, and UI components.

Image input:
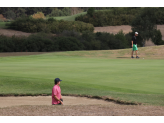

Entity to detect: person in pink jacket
[52,78,63,105]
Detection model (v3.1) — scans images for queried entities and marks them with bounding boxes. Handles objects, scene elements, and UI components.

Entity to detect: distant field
[52,12,87,21]
[0,46,164,106]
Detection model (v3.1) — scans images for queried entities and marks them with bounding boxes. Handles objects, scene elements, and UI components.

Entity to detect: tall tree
[130,7,160,46]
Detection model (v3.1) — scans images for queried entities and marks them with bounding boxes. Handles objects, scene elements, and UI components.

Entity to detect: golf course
[0,7,164,115]
[0,46,164,107]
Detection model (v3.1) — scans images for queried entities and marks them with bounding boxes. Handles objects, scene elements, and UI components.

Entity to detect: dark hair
[55,81,59,85]
[54,79,59,85]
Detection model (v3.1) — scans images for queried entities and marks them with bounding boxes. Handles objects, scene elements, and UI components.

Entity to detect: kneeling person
[52,78,63,105]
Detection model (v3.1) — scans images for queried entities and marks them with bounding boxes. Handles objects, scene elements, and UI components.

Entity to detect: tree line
[0,7,111,20]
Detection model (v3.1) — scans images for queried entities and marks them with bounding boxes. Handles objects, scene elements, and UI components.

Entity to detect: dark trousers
[52,99,63,105]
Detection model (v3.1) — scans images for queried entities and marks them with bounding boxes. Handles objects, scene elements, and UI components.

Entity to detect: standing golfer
[52,78,63,105]
[131,32,139,58]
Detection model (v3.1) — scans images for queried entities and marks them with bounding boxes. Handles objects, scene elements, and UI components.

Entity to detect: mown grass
[52,12,87,21]
[0,47,164,106]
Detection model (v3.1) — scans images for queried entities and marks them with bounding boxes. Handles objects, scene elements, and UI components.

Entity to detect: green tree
[87,7,95,17]
[131,7,162,46]
[62,7,71,16]
[15,8,26,18]
[5,10,16,19]
[49,8,63,17]
[152,29,163,45]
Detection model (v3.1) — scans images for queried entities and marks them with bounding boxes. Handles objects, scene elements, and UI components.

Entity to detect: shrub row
[6,17,94,33]
[0,31,132,52]
[0,33,83,52]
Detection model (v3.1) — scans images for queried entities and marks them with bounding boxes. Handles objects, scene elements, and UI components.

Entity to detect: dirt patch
[0,28,57,37]
[0,96,164,116]
[0,28,32,37]
[94,25,132,34]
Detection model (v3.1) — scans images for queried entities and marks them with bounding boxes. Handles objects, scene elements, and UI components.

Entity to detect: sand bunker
[1,96,164,116]
[0,96,115,108]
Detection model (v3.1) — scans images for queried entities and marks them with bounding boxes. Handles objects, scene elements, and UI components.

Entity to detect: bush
[0,33,60,52]
[87,7,95,17]
[82,31,130,50]
[7,17,94,33]
[49,9,63,17]
[115,30,129,48]
[81,31,96,50]
[31,12,45,19]
[26,33,60,52]
[11,35,26,52]
[0,35,15,52]
[4,10,16,19]
[56,37,83,51]
[48,8,71,17]
[95,32,110,49]
[61,30,81,39]
[62,7,72,16]
[152,29,163,45]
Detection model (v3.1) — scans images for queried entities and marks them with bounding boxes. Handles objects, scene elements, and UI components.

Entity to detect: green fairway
[0,51,164,106]
[52,12,87,21]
